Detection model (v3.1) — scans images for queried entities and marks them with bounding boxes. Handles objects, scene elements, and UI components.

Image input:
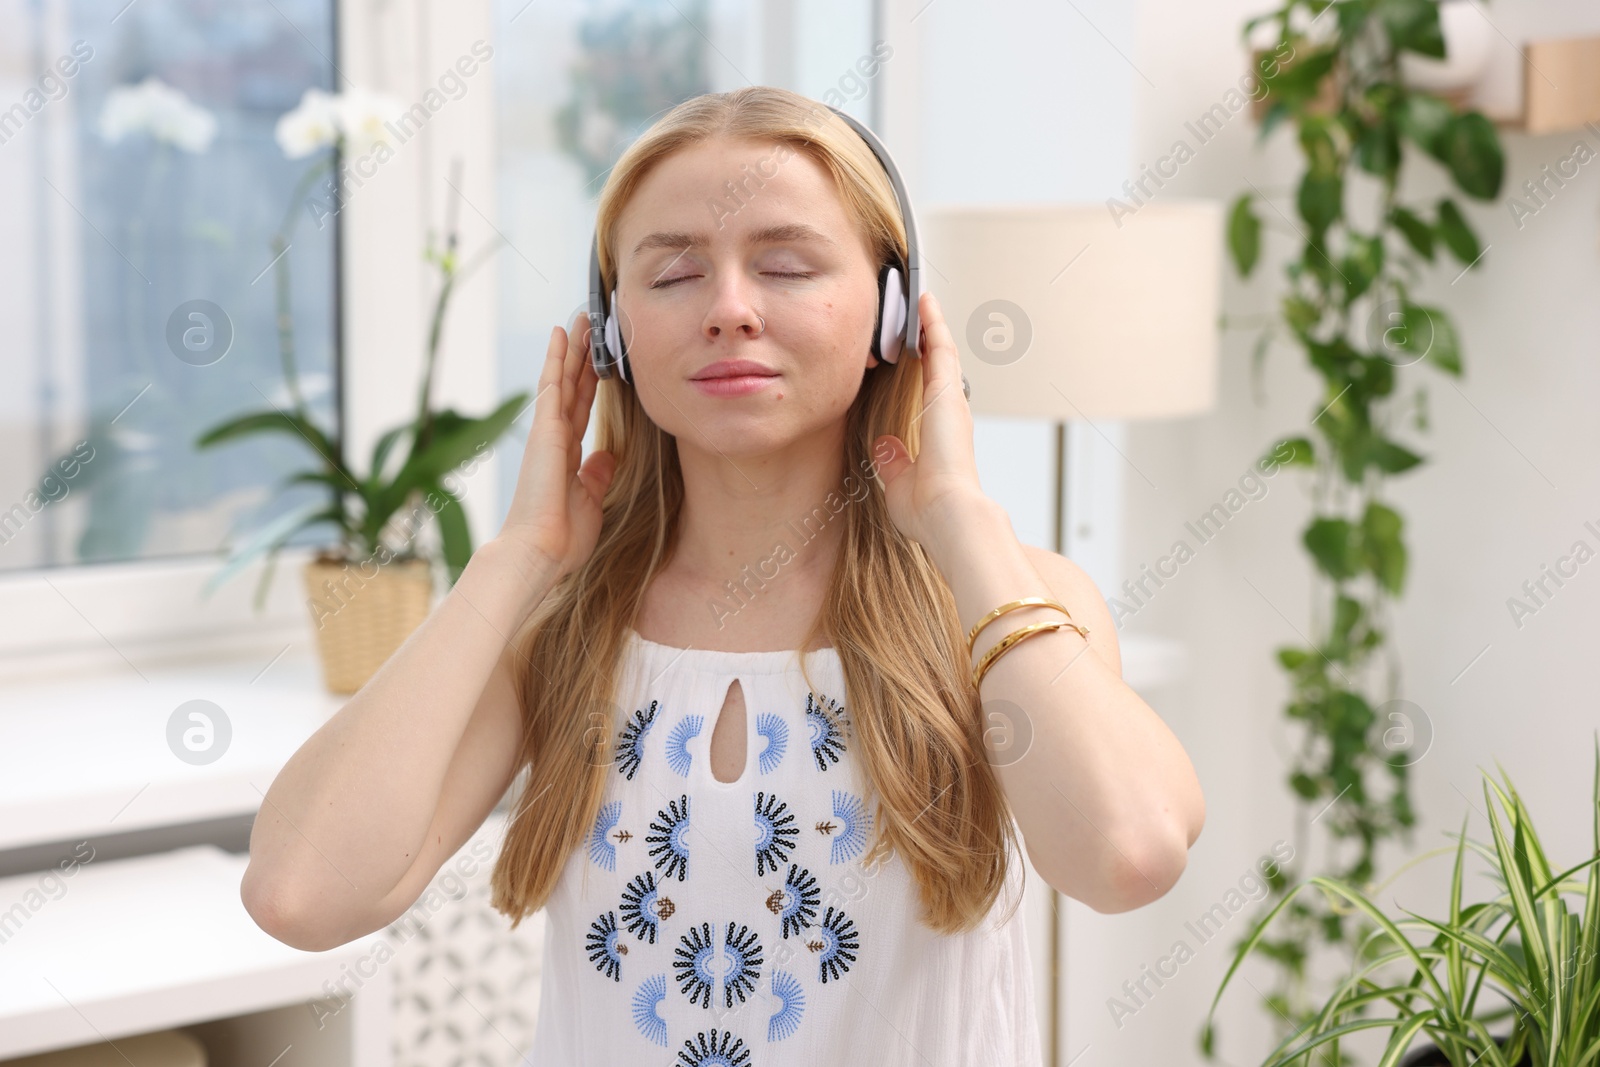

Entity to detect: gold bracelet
[973,620,1074,690]
[965,596,1076,655]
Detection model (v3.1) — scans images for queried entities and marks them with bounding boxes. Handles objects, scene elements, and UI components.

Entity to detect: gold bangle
[965,596,1076,655]
[973,619,1072,690]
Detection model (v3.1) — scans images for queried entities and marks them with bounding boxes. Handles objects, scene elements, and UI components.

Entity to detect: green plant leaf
[389,393,529,495]
[1257,100,1291,140]
[1369,437,1424,474]
[1267,435,1315,468]
[1443,112,1505,199]
[1278,646,1311,670]
[1305,517,1363,581]
[1263,46,1339,111]
[194,408,339,465]
[1356,117,1402,177]
[1343,233,1386,301]
[200,500,342,601]
[1362,501,1407,594]
[427,482,473,587]
[1298,171,1343,233]
[1299,116,1339,174]
[369,392,530,537]
[1398,93,1453,161]
[1416,304,1462,375]
[1283,294,1320,336]
[1436,199,1482,265]
[369,425,413,487]
[1378,0,1445,57]
[1390,206,1435,260]
[1228,193,1262,276]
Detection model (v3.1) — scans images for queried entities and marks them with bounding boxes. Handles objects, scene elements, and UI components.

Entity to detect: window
[0,0,339,572]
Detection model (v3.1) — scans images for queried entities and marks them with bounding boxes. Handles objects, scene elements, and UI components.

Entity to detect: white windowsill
[0,638,347,853]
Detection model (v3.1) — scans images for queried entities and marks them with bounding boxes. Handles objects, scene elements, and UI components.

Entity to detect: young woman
[243,86,1204,1065]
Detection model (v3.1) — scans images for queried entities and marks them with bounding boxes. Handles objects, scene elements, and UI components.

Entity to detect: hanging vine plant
[1200,0,1504,1059]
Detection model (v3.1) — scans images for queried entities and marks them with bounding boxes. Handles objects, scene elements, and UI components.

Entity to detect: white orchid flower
[331,87,408,155]
[98,77,218,154]
[274,87,340,159]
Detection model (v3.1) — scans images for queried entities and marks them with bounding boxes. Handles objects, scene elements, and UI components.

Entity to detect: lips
[692,359,779,381]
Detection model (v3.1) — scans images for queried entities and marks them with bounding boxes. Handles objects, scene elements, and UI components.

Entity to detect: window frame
[0,0,501,671]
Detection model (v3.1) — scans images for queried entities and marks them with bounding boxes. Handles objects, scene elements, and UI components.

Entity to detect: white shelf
[0,845,390,1062]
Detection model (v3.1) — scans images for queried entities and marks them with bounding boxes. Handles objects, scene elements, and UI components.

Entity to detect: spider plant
[1204,737,1600,1067]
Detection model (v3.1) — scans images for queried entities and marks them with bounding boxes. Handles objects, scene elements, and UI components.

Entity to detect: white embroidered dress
[523,629,1042,1066]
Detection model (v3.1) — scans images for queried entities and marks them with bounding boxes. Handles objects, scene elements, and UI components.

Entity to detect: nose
[702,271,765,341]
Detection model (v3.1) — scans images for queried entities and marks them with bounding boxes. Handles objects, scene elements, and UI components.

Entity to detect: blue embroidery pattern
[769,863,819,939]
[585,910,625,982]
[806,692,849,771]
[632,973,668,1047]
[830,789,872,865]
[615,700,659,781]
[648,794,691,881]
[589,800,622,872]
[673,921,717,1009]
[753,790,798,876]
[767,969,806,1041]
[619,870,663,944]
[676,1028,751,1066]
[721,921,764,1007]
[665,714,704,778]
[814,905,859,984]
[755,711,788,774]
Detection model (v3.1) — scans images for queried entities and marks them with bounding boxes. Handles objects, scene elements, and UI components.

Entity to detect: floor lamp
[920,200,1223,1065]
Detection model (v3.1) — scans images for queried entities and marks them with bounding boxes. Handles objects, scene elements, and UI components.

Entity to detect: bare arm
[240,540,555,951]
[241,312,617,951]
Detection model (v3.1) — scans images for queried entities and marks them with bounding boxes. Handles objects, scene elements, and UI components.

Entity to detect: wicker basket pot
[302,554,434,694]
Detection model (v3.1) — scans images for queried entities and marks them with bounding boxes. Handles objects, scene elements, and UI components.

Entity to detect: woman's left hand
[873,290,991,559]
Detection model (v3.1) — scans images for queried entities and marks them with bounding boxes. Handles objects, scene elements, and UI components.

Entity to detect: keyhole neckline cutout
[627,627,839,676]
[707,677,749,787]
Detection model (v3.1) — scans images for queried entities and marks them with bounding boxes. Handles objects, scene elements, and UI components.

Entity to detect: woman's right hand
[496,310,618,585]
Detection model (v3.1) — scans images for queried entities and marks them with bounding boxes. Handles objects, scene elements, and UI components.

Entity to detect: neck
[667,430,855,630]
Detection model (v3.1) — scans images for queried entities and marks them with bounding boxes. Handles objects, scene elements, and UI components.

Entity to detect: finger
[534,325,567,430]
[562,310,588,427]
[918,291,962,399]
[571,343,600,447]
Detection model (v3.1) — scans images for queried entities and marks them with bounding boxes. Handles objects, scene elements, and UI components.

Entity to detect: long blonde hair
[490,86,1022,936]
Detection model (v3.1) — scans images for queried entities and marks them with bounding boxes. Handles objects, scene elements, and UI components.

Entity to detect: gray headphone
[587,104,961,398]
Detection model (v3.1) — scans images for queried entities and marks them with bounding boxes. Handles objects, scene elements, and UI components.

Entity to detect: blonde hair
[490,86,1022,935]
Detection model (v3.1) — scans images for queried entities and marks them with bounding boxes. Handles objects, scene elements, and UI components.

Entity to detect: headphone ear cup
[604,288,625,377]
[877,264,907,364]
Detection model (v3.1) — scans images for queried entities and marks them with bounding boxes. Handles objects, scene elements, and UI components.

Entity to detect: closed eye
[649,271,815,289]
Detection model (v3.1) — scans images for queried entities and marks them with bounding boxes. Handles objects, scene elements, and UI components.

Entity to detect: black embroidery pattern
[673,921,717,1009]
[615,700,660,780]
[647,794,691,882]
[806,692,850,771]
[768,863,820,939]
[676,1027,751,1066]
[753,789,799,876]
[721,920,764,1007]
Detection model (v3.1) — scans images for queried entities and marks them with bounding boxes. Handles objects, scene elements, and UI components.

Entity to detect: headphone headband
[588,102,922,382]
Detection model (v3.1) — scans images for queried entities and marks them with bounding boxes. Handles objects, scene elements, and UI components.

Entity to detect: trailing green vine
[1199,1,1504,1060]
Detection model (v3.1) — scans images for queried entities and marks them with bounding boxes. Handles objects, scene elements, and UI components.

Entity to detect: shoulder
[1017,544,1122,678]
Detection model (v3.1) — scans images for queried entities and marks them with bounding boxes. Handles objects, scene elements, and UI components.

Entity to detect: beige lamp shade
[919,200,1223,421]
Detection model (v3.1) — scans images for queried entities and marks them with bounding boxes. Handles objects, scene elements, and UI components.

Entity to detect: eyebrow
[630,222,837,259]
